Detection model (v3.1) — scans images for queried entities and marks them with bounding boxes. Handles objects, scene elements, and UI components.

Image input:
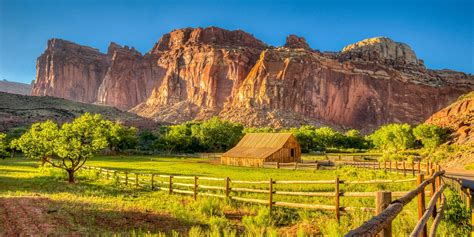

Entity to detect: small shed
[221,133,301,167]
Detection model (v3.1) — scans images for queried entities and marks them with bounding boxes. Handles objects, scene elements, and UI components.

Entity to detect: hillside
[31,27,474,131]
[0,80,31,95]
[0,92,157,132]
[426,91,474,144]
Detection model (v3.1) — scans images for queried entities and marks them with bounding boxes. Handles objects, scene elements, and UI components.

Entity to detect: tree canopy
[12,113,109,183]
[0,133,10,159]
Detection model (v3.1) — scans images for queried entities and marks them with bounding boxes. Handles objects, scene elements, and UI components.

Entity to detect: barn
[221,133,301,167]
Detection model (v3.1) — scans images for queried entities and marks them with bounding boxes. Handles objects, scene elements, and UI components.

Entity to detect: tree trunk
[67,169,75,183]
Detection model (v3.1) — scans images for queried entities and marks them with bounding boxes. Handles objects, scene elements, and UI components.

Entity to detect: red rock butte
[32,27,474,131]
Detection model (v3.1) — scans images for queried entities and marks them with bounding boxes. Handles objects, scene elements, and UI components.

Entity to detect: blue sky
[0,0,473,84]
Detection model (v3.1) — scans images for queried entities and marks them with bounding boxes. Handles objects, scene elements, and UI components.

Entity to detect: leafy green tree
[138,131,158,151]
[0,133,10,159]
[13,113,109,183]
[314,127,343,148]
[342,129,367,149]
[10,121,58,165]
[413,124,448,150]
[103,121,138,153]
[192,117,244,152]
[369,123,416,152]
[161,122,200,152]
[287,126,323,152]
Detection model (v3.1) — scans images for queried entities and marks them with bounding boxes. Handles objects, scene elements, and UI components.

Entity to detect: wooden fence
[82,166,418,221]
[346,166,445,237]
[343,160,438,177]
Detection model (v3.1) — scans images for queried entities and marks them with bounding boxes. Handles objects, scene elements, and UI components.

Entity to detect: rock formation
[32,27,474,131]
[426,92,473,144]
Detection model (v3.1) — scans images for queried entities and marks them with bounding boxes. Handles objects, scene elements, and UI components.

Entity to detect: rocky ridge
[32,27,474,131]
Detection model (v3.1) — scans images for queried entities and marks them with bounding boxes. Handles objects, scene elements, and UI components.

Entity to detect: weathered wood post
[269,178,274,216]
[426,161,430,175]
[225,177,230,199]
[417,174,427,237]
[378,161,381,170]
[169,175,173,194]
[106,170,109,180]
[294,162,298,170]
[389,161,392,172]
[335,176,340,222]
[136,173,139,187]
[193,176,198,200]
[403,161,406,176]
[338,155,341,161]
[384,161,387,170]
[276,162,280,169]
[430,169,437,218]
[395,161,399,174]
[151,174,155,190]
[412,161,415,176]
[125,171,128,186]
[376,191,392,237]
[225,177,230,198]
[418,162,421,174]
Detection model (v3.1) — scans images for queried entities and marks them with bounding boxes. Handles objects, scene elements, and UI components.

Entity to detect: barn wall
[265,136,301,163]
[221,156,264,167]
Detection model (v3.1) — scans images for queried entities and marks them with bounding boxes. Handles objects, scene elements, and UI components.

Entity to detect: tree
[369,123,416,152]
[192,117,244,152]
[103,121,138,153]
[0,133,10,159]
[413,124,448,150]
[13,113,109,183]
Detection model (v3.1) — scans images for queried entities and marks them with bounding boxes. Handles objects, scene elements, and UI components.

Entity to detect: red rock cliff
[32,27,474,130]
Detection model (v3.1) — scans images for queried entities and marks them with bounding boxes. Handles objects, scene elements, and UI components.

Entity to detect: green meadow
[0,155,469,236]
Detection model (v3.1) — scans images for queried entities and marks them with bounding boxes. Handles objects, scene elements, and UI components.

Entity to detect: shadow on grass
[0,196,192,235]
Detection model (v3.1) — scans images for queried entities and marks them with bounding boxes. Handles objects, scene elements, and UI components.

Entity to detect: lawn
[0,155,469,236]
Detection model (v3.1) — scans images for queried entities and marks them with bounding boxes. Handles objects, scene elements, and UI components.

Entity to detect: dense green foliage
[369,123,415,152]
[413,124,448,150]
[11,113,110,183]
[0,133,10,159]
[103,121,138,152]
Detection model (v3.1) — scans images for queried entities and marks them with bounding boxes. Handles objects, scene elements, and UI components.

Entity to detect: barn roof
[222,133,293,159]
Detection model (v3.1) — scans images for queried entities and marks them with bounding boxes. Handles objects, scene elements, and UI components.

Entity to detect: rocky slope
[426,92,473,144]
[0,80,31,95]
[0,92,157,132]
[32,27,474,131]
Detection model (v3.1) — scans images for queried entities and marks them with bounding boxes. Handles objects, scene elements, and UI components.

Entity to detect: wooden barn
[221,133,301,167]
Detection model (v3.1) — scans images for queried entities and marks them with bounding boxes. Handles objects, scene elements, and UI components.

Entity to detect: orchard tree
[13,113,109,183]
[413,124,448,150]
[104,121,138,153]
[369,123,415,152]
[0,133,10,159]
[192,117,244,152]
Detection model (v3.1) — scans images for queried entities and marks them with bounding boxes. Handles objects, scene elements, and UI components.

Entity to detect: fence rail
[82,165,418,221]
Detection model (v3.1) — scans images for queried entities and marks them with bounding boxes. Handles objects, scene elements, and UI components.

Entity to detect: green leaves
[369,123,416,152]
[0,133,10,159]
[413,124,448,150]
[12,113,111,182]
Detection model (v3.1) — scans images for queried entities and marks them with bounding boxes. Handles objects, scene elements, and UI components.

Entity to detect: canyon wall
[32,27,474,131]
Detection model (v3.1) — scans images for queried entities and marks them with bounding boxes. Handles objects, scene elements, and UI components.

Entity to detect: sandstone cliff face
[426,92,473,144]
[32,27,474,130]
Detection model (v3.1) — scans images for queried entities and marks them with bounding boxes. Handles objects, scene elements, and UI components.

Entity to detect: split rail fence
[82,166,418,221]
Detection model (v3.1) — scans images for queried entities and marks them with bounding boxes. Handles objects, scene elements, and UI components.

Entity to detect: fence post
[169,175,173,194]
[426,161,430,175]
[136,173,139,187]
[417,174,427,237]
[430,168,437,218]
[384,161,387,170]
[376,191,392,237]
[276,162,280,169]
[378,161,381,170]
[269,178,273,216]
[225,177,230,199]
[125,171,128,186]
[106,170,109,180]
[412,161,415,176]
[403,161,406,176]
[396,161,399,174]
[194,176,198,200]
[389,161,392,172]
[151,174,154,190]
[294,162,297,170]
[418,162,421,174]
[335,176,340,222]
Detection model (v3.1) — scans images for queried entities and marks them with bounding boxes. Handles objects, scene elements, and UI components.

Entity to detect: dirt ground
[0,196,190,236]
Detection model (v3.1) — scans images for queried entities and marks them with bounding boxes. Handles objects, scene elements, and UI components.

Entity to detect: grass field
[0,155,470,236]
